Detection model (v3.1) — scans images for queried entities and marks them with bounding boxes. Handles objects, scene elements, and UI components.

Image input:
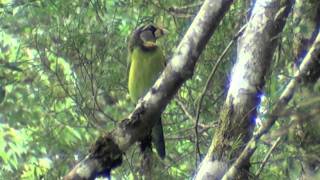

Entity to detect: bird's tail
[152,116,166,159]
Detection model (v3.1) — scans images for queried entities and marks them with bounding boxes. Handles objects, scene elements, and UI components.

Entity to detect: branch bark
[195,0,293,179]
[222,27,320,180]
[64,0,235,179]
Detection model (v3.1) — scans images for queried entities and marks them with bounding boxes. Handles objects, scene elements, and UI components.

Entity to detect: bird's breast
[128,47,165,102]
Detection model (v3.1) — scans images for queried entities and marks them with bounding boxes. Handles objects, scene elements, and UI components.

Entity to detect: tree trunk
[195,0,293,179]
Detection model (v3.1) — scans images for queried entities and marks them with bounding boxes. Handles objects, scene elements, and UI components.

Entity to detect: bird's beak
[155,27,169,38]
[143,41,157,48]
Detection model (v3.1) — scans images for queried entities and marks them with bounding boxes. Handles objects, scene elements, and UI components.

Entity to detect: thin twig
[255,137,281,177]
[175,98,198,122]
[194,24,247,165]
[222,31,320,180]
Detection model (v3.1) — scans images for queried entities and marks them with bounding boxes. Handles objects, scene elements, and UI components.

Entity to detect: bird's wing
[127,51,132,81]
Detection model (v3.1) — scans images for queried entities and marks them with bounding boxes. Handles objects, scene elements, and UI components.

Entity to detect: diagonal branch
[195,0,294,179]
[64,0,235,179]
[194,24,247,162]
[255,137,281,177]
[222,30,320,180]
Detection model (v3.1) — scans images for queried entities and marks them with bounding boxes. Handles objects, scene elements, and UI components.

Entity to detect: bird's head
[129,24,168,51]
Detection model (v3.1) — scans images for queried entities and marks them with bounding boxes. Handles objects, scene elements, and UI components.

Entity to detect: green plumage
[128,47,165,102]
[127,24,167,159]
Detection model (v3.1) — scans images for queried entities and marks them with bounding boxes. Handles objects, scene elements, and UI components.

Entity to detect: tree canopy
[1,0,320,179]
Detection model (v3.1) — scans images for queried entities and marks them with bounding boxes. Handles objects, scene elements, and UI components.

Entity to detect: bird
[127,24,168,159]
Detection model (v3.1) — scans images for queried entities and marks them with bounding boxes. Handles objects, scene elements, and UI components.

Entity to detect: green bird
[127,24,167,159]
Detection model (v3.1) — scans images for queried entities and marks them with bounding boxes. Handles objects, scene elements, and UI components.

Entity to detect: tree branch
[222,29,320,180]
[255,137,281,177]
[195,0,293,179]
[64,0,235,179]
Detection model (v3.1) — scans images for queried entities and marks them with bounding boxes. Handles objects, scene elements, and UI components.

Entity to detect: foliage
[0,0,319,179]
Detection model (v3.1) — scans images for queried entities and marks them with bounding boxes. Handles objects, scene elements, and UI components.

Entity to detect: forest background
[0,0,320,179]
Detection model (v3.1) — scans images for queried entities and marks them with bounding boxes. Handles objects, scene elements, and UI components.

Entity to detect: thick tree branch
[222,29,320,180]
[64,0,234,179]
[195,0,293,179]
[194,24,247,162]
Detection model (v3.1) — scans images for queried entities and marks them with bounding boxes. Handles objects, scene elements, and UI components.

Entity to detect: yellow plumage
[127,24,167,159]
[128,47,165,102]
